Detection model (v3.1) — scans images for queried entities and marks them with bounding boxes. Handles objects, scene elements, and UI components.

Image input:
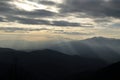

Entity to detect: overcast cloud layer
[0,0,119,26]
[61,0,120,18]
[0,0,119,39]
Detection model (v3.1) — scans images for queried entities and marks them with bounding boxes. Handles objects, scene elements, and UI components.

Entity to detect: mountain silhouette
[0,48,107,80]
[64,61,120,80]
[93,62,120,80]
[51,37,120,63]
[0,37,120,80]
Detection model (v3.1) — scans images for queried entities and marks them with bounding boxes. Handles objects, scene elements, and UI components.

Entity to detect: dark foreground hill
[0,48,107,80]
[94,62,120,80]
[0,48,119,80]
[65,61,120,80]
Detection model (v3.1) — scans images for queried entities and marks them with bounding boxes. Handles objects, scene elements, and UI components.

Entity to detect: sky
[0,0,120,43]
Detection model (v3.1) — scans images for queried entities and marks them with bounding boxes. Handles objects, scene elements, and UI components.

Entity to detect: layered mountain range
[0,37,120,80]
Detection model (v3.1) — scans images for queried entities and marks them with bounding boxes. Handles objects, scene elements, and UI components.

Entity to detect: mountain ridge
[0,46,119,80]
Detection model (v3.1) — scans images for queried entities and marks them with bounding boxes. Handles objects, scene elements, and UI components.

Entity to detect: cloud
[39,1,56,5]
[81,23,94,28]
[60,0,120,18]
[51,21,80,27]
[15,10,56,18]
[0,17,6,22]
[94,18,112,23]
[0,1,14,12]
[0,0,57,19]
[53,30,93,35]
[7,16,51,25]
[0,0,119,29]
[0,0,92,27]
[0,27,27,32]
[0,27,50,32]
[0,0,83,27]
[110,23,120,28]
[5,16,81,26]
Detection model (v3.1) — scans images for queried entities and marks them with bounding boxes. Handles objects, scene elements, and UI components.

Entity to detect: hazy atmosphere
[0,0,120,80]
[0,0,120,50]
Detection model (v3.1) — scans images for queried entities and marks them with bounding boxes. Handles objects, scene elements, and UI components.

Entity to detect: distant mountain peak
[88,37,109,40]
[84,37,119,42]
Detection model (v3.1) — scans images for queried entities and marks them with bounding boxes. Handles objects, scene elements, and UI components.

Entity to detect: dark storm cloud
[19,19,50,25]
[61,0,120,18]
[7,16,51,25]
[15,10,56,18]
[51,21,80,27]
[0,1,14,12]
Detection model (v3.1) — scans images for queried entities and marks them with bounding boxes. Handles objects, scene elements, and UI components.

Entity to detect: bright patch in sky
[11,0,46,11]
